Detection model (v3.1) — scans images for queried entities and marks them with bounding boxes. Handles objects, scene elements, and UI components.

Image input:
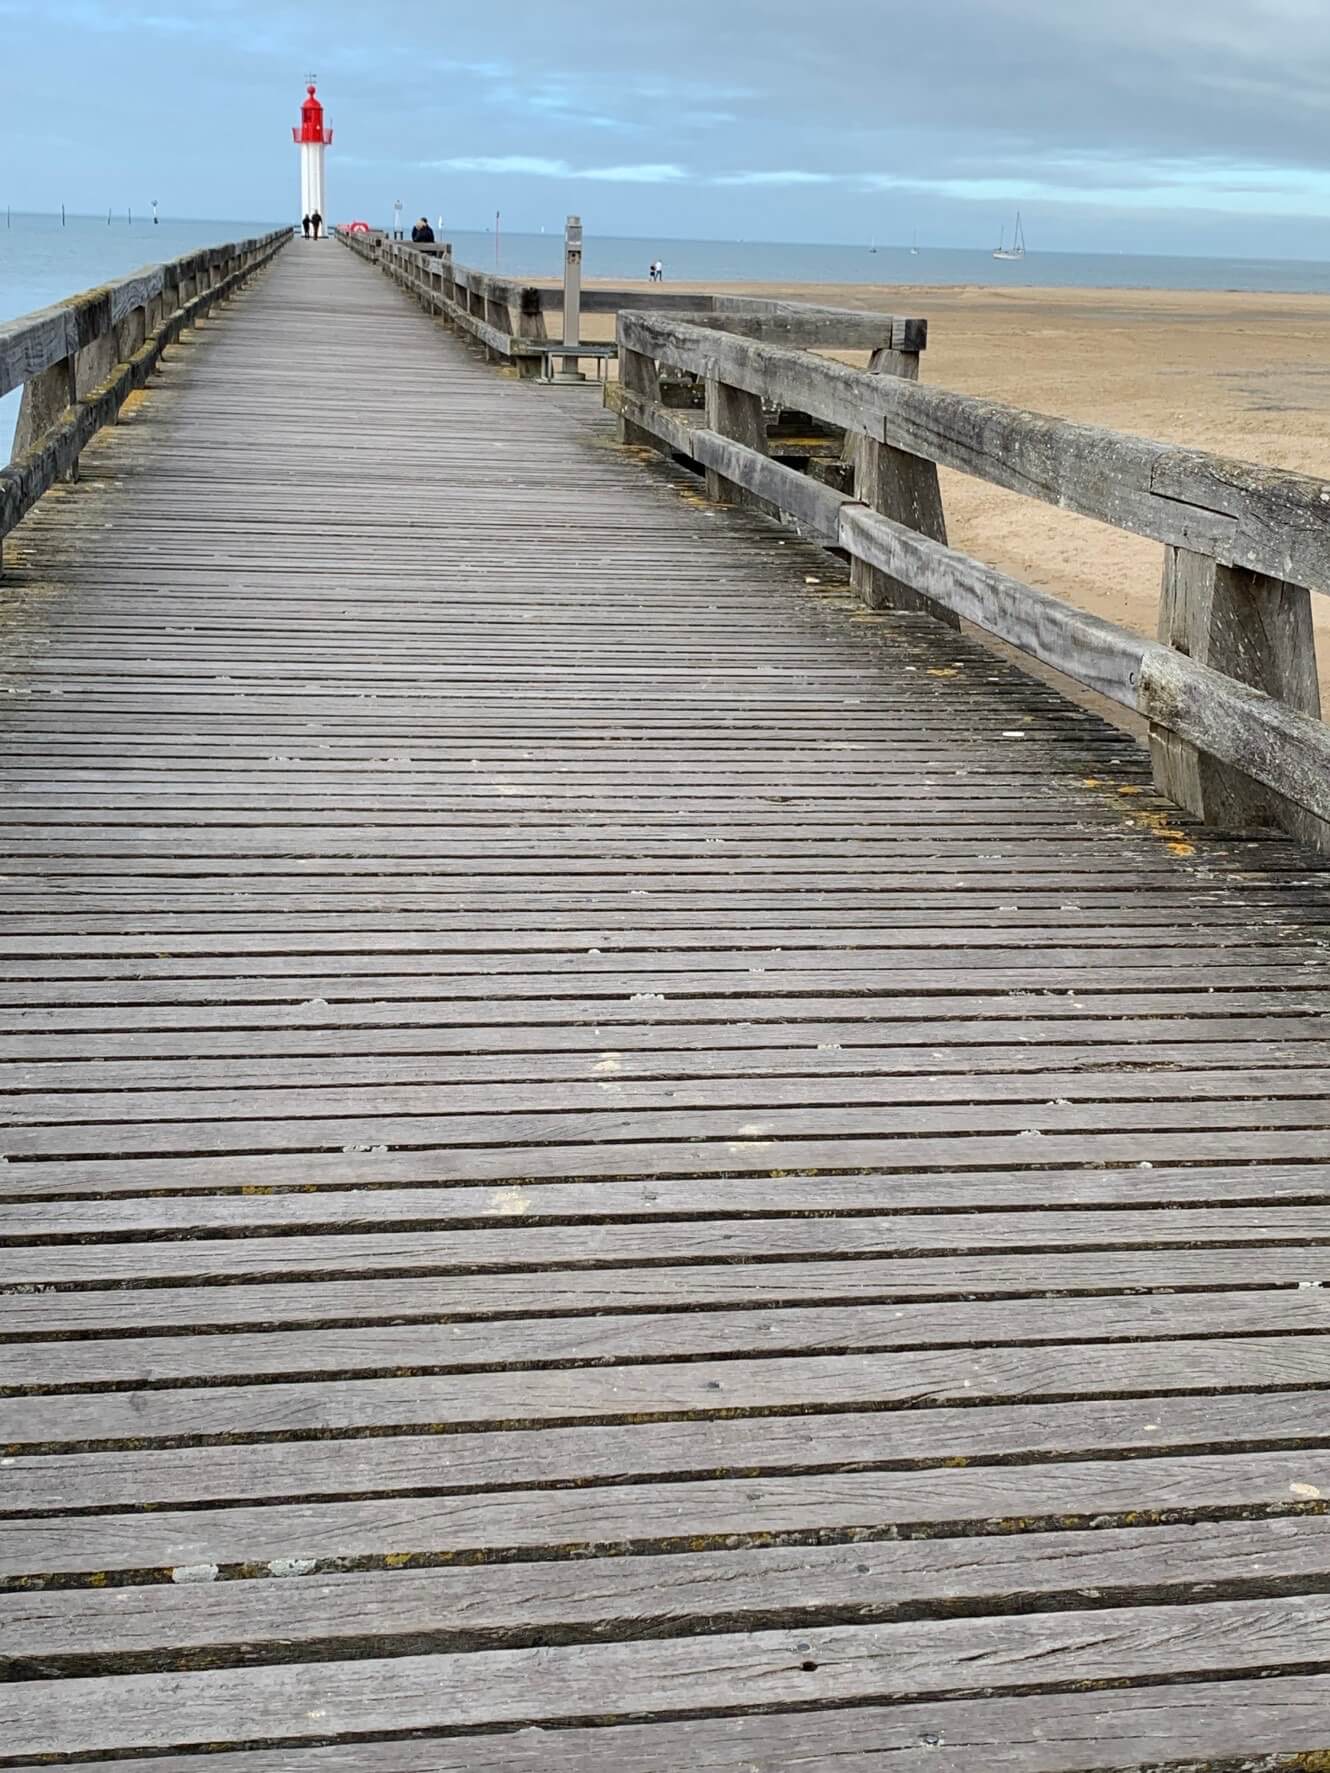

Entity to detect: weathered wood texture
[848,340,957,628]
[616,312,1330,846]
[618,312,1330,590]
[2,230,288,545]
[1151,545,1327,846]
[2,243,1330,1767]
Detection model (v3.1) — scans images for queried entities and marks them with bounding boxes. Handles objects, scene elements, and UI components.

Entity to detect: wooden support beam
[617,345,662,448]
[704,374,769,511]
[1151,547,1327,846]
[616,311,1330,598]
[847,343,957,628]
[513,288,547,380]
[685,306,927,352]
[11,355,76,461]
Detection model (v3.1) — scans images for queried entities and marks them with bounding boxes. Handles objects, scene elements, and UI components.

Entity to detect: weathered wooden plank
[5,1596,1330,1760]
[3,1390,1322,1514]
[14,1200,1330,1286]
[6,1150,1328,1240]
[7,1061,1330,1128]
[0,304,76,403]
[5,1516,1324,1677]
[5,1451,1330,1580]
[4,1089,1328,1161]
[6,1341,1330,1450]
[3,1680,1326,1773]
[684,302,926,351]
[4,1246,1328,1349]
[9,1291,1329,1393]
[839,503,1146,702]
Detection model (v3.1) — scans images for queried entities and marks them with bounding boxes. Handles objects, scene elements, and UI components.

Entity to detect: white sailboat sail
[993,211,1026,260]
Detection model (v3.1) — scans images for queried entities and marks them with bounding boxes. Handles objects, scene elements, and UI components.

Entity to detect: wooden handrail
[340,232,927,361]
[339,224,1329,851]
[1,229,290,553]
[619,312,1330,595]
[611,309,1329,852]
[1,233,289,404]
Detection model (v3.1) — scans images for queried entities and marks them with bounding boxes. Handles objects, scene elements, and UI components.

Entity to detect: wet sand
[583,280,1330,712]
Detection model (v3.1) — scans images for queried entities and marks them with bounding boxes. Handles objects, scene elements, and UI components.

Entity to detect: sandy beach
[585,280,1330,716]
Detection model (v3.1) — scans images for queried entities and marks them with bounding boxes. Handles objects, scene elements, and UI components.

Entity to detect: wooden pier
[2,235,1330,1766]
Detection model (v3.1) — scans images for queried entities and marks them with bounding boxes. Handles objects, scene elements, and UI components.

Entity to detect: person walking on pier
[411,217,435,243]
[310,210,323,240]
[301,214,311,238]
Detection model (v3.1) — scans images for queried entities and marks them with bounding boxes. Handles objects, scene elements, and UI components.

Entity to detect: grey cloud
[6,0,1330,252]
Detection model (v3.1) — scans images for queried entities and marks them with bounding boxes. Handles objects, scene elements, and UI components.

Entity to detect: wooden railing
[338,227,1329,852]
[609,308,1330,852]
[339,231,909,382]
[1,229,289,558]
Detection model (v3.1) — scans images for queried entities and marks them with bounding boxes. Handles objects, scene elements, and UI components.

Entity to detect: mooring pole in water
[556,213,585,382]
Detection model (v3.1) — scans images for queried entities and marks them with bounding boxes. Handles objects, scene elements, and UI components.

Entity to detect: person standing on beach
[310,211,323,240]
[301,214,311,238]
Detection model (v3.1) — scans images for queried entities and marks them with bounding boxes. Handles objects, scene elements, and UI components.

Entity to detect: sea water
[446,228,1330,296]
[8,211,1330,454]
[10,213,1330,333]
[0,212,279,453]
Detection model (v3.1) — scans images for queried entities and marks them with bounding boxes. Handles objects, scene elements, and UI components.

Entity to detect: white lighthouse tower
[292,80,332,224]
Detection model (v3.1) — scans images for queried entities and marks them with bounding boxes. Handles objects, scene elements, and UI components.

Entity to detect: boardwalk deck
[2,242,1330,1767]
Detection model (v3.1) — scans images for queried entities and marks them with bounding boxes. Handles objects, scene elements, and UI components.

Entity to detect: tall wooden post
[847,333,957,629]
[704,375,769,512]
[1151,548,1325,844]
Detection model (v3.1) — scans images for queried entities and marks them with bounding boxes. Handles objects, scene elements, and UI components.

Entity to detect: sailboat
[993,211,1026,261]
[910,229,920,256]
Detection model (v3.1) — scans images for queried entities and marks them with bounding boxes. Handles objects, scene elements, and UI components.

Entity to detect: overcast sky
[7,0,1330,256]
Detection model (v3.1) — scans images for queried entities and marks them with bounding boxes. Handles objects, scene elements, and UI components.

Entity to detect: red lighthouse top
[292,84,332,146]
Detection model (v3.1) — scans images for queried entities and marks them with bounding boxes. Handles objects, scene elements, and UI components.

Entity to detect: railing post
[12,355,76,460]
[110,300,148,414]
[513,286,548,381]
[704,374,769,511]
[1151,548,1326,844]
[847,327,958,629]
[617,339,661,446]
[555,215,585,383]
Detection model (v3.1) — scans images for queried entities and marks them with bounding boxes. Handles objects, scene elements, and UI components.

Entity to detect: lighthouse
[292,81,332,224]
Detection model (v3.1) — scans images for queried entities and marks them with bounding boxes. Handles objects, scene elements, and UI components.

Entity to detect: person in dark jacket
[310,211,323,239]
[301,214,311,238]
[411,218,435,243]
